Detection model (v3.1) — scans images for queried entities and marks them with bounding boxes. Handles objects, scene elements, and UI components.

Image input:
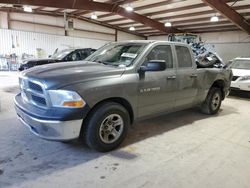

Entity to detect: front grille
[31,95,47,106]
[28,81,43,93]
[19,77,47,108]
[232,76,239,81]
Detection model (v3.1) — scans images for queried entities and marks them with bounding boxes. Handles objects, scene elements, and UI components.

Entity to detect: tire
[201,87,222,115]
[83,102,130,152]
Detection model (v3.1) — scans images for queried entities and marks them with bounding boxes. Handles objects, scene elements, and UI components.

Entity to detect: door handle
[189,74,198,78]
[167,76,176,80]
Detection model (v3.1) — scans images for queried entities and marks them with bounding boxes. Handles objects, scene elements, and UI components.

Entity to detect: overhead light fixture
[164,21,172,27]
[23,6,32,13]
[129,26,135,31]
[125,4,134,12]
[210,15,219,22]
[91,12,98,20]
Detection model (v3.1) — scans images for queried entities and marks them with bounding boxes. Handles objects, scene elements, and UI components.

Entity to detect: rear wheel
[201,87,222,115]
[83,102,130,152]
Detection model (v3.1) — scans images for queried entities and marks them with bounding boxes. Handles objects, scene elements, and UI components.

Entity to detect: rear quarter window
[175,46,192,68]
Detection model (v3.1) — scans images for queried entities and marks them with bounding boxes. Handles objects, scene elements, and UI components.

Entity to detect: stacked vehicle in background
[19,48,96,71]
[168,33,224,68]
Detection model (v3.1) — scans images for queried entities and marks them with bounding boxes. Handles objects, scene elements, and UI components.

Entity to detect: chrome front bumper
[16,106,83,141]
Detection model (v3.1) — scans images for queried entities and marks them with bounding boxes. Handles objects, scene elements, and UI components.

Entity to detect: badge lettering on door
[140,87,160,93]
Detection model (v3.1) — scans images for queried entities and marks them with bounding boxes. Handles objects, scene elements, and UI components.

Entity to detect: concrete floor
[0,72,250,188]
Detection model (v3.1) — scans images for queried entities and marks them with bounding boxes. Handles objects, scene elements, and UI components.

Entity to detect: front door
[137,44,177,118]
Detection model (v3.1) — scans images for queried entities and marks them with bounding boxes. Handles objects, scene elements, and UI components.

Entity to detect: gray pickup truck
[15,41,232,152]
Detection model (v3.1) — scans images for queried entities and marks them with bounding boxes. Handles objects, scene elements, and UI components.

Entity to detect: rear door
[137,44,177,118]
[174,44,199,109]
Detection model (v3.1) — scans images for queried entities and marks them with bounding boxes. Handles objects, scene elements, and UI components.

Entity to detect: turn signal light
[63,101,85,107]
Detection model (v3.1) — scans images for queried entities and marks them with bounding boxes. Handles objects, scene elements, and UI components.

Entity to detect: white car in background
[230,58,250,91]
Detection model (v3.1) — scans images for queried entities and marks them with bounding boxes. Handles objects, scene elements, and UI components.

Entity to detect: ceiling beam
[104,3,205,23]
[144,0,240,17]
[112,5,250,27]
[143,32,166,36]
[156,4,250,22]
[0,0,181,33]
[104,3,206,23]
[187,28,240,33]
[75,11,91,16]
[0,0,113,12]
[98,0,187,19]
[70,10,87,15]
[136,28,158,32]
[35,6,45,11]
[142,25,238,35]
[176,20,232,28]
[185,24,238,31]
[112,6,181,33]
[0,7,145,37]
[54,8,65,13]
[103,0,241,23]
[172,12,250,26]
[97,0,236,20]
[202,0,250,34]
[136,21,235,32]
[126,19,235,30]
[75,0,141,17]
[146,28,240,36]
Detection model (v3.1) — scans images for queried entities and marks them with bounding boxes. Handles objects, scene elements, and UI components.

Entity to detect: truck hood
[232,68,250,77]
[21,61,126,89]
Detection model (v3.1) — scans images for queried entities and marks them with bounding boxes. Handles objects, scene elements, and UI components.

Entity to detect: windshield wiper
[93,60,122,67]
[95,61,119,67]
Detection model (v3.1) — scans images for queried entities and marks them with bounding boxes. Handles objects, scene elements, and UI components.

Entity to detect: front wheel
[201,87,222,115]
[83,102,130,152]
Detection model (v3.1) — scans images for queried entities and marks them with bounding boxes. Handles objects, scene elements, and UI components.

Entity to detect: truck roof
[115,40,190,46]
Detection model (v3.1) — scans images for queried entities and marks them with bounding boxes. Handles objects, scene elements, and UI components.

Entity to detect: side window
[145,45,173,68]
[79,50,89,60]
[175,46,192,68]
[67,51,81,61]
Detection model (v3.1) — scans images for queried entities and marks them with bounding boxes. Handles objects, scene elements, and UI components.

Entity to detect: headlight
[240,76,250,81]
[48,90,85,108]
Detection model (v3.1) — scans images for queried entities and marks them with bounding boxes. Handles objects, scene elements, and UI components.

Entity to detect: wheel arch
[85,97,134,124]
[211,79,225,99]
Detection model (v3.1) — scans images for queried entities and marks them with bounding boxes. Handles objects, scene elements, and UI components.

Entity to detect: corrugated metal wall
[0,29,111,57]
[0,11,144,58]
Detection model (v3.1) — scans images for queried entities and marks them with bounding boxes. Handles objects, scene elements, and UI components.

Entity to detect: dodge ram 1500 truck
[15,41,232,152]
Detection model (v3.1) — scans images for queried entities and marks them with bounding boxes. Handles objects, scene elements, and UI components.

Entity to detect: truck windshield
[85,43,146,67]
[231,60,250,70]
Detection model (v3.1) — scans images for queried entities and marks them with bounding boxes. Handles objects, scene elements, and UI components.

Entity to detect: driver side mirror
[139,60,166,73]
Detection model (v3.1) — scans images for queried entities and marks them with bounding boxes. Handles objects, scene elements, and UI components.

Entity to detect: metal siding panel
[0,29,110,57]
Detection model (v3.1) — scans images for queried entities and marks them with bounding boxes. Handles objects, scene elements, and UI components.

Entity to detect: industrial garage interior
[0,0,250,187]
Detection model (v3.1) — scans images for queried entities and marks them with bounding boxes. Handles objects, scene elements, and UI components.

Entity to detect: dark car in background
[19,48,96,71]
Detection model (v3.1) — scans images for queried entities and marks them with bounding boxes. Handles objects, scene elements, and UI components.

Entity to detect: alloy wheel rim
[211,92,220,111]
[99,114,124,144]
